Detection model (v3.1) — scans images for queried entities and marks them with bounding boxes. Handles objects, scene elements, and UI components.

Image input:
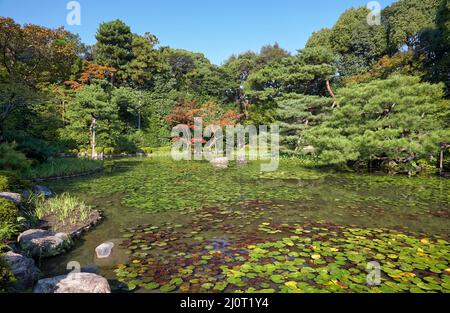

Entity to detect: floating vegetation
[114,201,450,293]
[47,158,450,233]
[41,158,450,293]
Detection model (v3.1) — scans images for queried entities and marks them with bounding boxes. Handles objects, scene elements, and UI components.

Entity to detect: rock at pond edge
[2,251,40,290]
[18,229,72,258]
[33,273,111,293]
[0,192,22,205]
[32,185,53,198]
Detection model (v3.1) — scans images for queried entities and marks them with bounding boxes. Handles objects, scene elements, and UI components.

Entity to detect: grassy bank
[25,158,103,180]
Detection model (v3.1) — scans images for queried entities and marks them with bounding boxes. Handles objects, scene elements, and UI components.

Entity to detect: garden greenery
[0,0,448,173]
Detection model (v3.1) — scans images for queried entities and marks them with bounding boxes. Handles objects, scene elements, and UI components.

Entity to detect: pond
[40,157,450,293]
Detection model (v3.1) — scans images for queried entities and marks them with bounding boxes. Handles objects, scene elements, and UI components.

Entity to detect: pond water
[40,157,450,293]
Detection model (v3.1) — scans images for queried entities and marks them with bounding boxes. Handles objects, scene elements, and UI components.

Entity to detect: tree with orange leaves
[0,17,79,141]
[164,100,242,147]
[65,61,116,90]
[165,100,242,130]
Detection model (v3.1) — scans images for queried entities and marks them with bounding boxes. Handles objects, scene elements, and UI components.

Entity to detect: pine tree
[304,75,450,169]
[94,19,133,83]
[277,95,334,155]
[63,84,122,156]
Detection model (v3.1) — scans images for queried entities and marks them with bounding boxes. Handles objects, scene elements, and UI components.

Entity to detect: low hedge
[0,175,8,192]
[0,171,30,192]
[0,198,18,225]
[0,199,19,244]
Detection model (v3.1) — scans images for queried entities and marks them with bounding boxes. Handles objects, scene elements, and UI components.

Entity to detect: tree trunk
[440,145,445,176]
[90,116,97,160]
[61,100,66,124]
[238,88,249,120]
[326,80,337,108]
[138,110,141,130]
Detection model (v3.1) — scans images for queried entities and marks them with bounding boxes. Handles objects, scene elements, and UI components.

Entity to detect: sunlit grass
[33,193,92,226]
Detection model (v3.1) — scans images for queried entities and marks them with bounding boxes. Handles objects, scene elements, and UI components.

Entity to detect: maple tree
[165,100,242,146]
[65,61,116,90]
[165,100,242,129]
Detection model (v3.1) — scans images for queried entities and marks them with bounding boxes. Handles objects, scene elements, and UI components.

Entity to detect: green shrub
[104,147,115,155]
[418,159,438,174]
[0,176,8,192]
[93,147,115,155]
[0,143,31,172]
[0,171,30,192]
[0,222,18,243]
[141,147,153,154]
[65,149,79,154]
[0,198,18,225]
[9,132,57,162]
[0,199,19,243]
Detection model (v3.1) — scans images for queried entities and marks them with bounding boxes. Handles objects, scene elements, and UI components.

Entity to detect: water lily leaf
[144,282,160,290]
[160,284,177,292]
[311,254,321,260]
[270,275,285,284]
[213,281,228,291]
[201,283,213,290]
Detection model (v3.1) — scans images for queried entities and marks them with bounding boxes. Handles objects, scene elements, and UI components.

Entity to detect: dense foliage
[304,76,449,170]
[0,0,449,173]
[0,198,18,243]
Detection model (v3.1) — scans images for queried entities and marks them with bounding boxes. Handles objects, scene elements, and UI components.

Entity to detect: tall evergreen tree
[277,95,334,155]
[330,7,387,77]
[63,84,121,155]
[94,19,133,82]
[383,0,441,52]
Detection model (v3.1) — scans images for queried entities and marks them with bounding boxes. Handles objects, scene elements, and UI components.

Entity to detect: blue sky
[0,0,395,64]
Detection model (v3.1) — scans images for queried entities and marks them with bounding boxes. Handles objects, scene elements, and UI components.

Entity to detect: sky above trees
[0,0,395,64]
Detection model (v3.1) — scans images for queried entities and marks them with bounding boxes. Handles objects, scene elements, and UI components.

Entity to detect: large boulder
[18,229,72,258]
[32,185,53,198]
[210,157,229,168]
[2,251,40,290]
[33,273,111,293]
[0,192,22,205]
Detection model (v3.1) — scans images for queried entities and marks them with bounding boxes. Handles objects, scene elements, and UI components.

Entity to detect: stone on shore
[18,229,72,258]
[0,192,22,205]
[32,185,53,198]
[2,251,40,290]
[33,273,111,293]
